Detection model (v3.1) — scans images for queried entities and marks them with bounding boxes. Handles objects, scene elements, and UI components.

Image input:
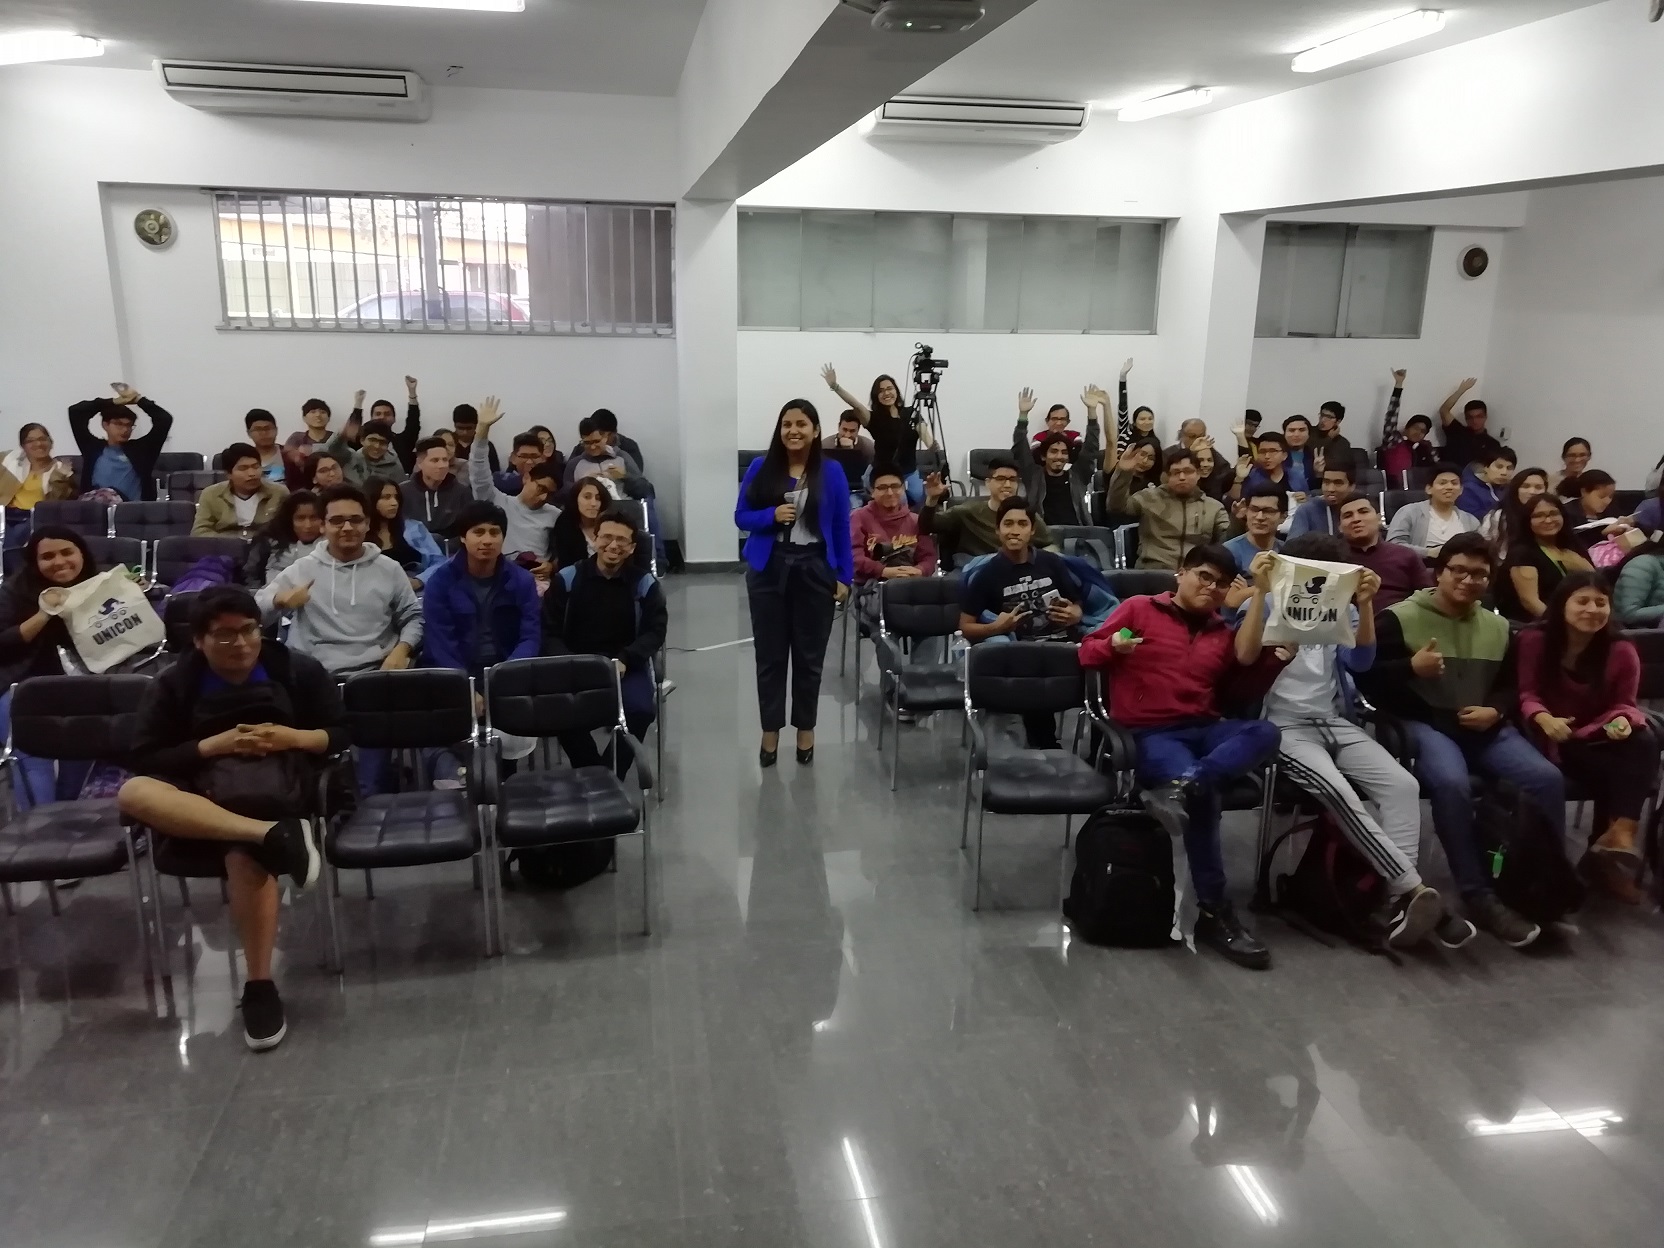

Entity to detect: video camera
[911,343,949,395]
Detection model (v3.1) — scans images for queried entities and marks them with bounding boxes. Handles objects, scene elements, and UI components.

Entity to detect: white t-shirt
[1264,644,1339,723]
[232,491,260,528]
[1425,507,1465,551]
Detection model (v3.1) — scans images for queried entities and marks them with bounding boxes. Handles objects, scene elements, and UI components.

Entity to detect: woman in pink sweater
[1516,571,1659,902]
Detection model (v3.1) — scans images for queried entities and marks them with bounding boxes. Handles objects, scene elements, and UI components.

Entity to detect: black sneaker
[240,979,287,1051]
[1385,884,1443,950]
[1195,900,1271,970]
[1142,780,1197,843]
[1434,911,1478,949]
[1468,893,1541,949]
[259,818,320,892]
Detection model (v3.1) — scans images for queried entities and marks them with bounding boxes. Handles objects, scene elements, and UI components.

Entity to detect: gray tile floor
[5,573,1664,1247]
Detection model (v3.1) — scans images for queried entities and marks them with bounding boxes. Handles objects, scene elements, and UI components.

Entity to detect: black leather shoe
[759,747,778,768]
[795,746,814,765]
[1195,901,1271,970]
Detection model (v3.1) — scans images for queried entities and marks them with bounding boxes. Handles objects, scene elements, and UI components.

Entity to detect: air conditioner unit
[866,95,1088,144]
[154,59,430,122]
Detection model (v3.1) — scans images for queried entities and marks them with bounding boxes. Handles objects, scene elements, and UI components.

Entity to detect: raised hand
[1354,569,1382,606]
[1120,358,1134,379]
[353,389,367,409]
[405,375,419,396]
[1410,638,1444,679]
[1248,551,1276,592]
[924,472,947,503]
[820,364,839,390]
[1117,443,1145,472]
[476,395,504,428]
[1017,388,1036,417]
[1392,368,1407,386]
[1457,377,1478,394]
[109,383,140,405]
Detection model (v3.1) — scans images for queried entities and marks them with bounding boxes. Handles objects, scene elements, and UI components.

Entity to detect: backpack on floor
[1270,812,1392,956]
[1063,808,1177,947]
[1476,784,1585,924]
[509,841,616,890]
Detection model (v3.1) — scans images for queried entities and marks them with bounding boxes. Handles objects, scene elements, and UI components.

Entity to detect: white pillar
[675,199,741,565]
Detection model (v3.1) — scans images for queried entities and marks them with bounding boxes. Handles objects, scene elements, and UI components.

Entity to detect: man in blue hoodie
[1458,447,1517,519]
[423,500,541,686]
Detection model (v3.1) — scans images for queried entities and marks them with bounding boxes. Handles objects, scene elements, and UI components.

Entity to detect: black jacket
[0,574,71,690]
[347,402,423,471]
[540,558,667,672]
[131,642,347,786]
[69,397,175,501]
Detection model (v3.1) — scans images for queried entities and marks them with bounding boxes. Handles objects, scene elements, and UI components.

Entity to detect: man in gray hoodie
[469,395,559,567]
[257,483,424,675]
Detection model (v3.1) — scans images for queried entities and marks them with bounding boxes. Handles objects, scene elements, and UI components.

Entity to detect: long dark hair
[1535,569,1618,690]
[556,478,609,537]
[746,399,826,531]
[1494,467,1550,553]
[1513,493,1583,561]
[17,526,99,596]
[867,374,907,422]
[367,479,418,568]
[263,489,320,551]
[17,422,49,448]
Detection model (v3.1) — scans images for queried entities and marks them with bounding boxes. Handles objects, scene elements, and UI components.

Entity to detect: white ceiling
[912,0,1606,115]
[0,0,709,94]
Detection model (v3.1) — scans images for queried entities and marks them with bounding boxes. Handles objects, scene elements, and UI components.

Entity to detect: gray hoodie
[256,542,423,674]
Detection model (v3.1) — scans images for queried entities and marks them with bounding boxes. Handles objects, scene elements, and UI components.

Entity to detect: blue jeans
[1133,718,1282,905]
[0,689,90,811]
[1405,721,1567,899]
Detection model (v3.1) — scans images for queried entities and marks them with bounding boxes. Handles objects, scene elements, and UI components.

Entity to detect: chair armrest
[968,709,989,770]
[616,732,654,792]
[873,630,905,679]
[313,748,351,823]
[471,734,502,805]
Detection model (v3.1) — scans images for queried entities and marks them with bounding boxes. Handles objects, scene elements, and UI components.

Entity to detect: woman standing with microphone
[737,399,853,767]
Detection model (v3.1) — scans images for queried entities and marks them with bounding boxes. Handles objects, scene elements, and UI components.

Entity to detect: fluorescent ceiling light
[0,31,104,66]
[1116,87,1212,122]
[1292,10,1445,73]
[292,0,525,11]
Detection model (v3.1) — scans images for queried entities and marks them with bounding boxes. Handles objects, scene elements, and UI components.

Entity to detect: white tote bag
[42,568,166,674]
[1262,552,1360,648]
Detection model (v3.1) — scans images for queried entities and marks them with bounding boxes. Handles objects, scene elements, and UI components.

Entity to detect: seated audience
[1238,431,1304,506]
[1614,539,1664,626]
[1034,402,1081,452]
[244,409,288,486]
[451,403,501,474]
[1385,463,1478,557]
[1188,438,1232,502]
[1339,493,1430,611]
[1457,448,1517,519]
[1263,533,1448,950]
[1517,572,1660,903]
[1483,466,1551,546]
[852,464,938,584]
[958,497,1085,749]
[1287,464,1356,538]
[1078,543,1283,969]
[1438,377,1503,468]
[352,375,423,470]
[587,408,646,476]
[1553,437,1592,494]
[1232,409,1262,461]
[541,508,667,775]
[281,398,335,488]
[68,383,174,501]
[499,432,564,498]
[1559,468,1619,529]
[433,428,459,464]
[2,423,76,547]
[0,528,104,808]
[1495,494,1594,622]
[423,500,540,689]
[366,478,444,589]
[469,397,558,566]
[324,418,408,486]
[1016,386,1102,527]
[564,415,650,500]
[1282,416,1318,495]
[1375,369,1439,479]
[305,450,348,493]
[919,457,1054,557]
[553,477,610,570]
[1113,394,1164,492]
[244,490,322,589]
[1107,445,1229,571]
[400,437,470,535]
[118,585,338,1051]
[1221,485,1286,622]
[526,425,558,464]
[1360,533,1564,950]
[1310,401,1354,473]
[822,411,875,488]
[193,442,287,537]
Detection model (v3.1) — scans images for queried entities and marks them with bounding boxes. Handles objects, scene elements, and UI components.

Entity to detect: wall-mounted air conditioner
[154,60,430,122]
[866,95,1088,144]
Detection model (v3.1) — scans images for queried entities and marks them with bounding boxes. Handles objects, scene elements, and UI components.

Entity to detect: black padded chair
[153,535,247,587]
[165,471,219,504]
[1353,467,1388,497]
[82,536,145,575]
[113,501,195,543]
[873,576,964,789]
[31,499,110,539]
[965,447,1003,493]
[1111,523,1141,570]
[961,642,1116,909]
[324,669,489,969]
[154,452,206,475]
[738,449,764,482]
[1107,569,1176,600]
[1401,466,1437,490]
[483,655,654,936]
[0,675,153,977]
[1383,489,1427,521]
[1051,525,1117,571]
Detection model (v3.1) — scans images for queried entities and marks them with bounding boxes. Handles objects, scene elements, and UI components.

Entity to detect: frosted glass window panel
[801,211,875,329]
[874,214,950,330]
[948,216,1022,331]
[1340,227,1431,338]
[1017,217,1096,332]
[1089,221,1161,332]
[1256,223,1346,337]
[738,210,802,328]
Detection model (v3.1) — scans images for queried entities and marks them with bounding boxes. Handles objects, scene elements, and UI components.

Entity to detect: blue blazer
[421,552,540,675]
[735,456,854,585]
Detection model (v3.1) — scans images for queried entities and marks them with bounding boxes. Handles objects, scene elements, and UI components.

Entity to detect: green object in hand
[1115,628,1137,642]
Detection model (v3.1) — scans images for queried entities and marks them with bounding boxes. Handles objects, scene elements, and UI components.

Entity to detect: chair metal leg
[1573,800,1588,832]
[146,852,171,981]
[322,865,344,975]
[1063,813,1072,849]
[177,878,191,908]
[877,684,887,751]
[219,878,229,905]
[889,695,902,791]
[124,833,155,983]
[960,755,976,849]
[640,812,652,936]
[45,880,60,917]
[839,599,851,676]
[972,795,988,911]
[1,883,12,916]
[363,870,375,900]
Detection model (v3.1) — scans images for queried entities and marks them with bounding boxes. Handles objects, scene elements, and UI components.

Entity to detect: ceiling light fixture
[291,0,526,12]
[1292,10,1446,73]
[1116,87,1212,122]
[0,31,104,66]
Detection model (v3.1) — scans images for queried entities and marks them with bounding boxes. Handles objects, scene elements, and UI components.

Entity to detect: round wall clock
[134,209,175,248]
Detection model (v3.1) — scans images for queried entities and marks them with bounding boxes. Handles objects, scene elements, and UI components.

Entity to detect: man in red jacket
[1079,543,1284,969]
[851,465,938,585]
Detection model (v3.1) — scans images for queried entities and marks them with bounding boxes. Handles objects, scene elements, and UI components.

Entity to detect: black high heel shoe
[795,745,814,765]
[759,744,779,768]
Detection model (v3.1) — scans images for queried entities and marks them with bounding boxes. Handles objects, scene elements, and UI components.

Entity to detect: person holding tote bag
[737,399,853,767]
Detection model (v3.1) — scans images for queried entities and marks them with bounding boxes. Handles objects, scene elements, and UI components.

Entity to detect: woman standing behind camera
[737,400,853,768]
[820,364,934,506]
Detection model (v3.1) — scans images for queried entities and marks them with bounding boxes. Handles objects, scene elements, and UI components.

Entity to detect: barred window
[211,191,674,336]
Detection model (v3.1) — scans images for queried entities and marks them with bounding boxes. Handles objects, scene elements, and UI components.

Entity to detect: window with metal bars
[211,191,675,336]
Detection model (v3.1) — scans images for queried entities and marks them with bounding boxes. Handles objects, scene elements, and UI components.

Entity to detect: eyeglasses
[1186,568,1229,590]
[325,515,368,528]
[1246,505,1282,517]
[1443,567,1491,584]
[205,623,261,647]
[595,534,634,547]
[988,474,1020,485]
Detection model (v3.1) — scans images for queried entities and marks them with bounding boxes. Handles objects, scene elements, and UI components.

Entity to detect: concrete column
[675,199,740,565]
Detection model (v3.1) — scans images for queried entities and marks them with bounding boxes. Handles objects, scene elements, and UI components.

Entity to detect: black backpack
[1269,813,1391,956]
[1476,784,1584,924]
[508,841,616,890]
[1063,809,1177,947]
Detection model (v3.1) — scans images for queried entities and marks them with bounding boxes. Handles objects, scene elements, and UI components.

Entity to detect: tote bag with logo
[42,568,166,673]
[1262,552,1360,648]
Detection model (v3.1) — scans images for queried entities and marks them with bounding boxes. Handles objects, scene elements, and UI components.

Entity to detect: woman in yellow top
[2,423,76,551]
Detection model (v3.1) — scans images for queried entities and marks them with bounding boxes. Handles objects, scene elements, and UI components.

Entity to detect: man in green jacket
[918,455,1054,558]
[1106,444,1229,570]
[192,442,287,537]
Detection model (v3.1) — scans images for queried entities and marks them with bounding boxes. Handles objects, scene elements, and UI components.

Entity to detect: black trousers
[747,543,838,733]
[1560,726,1660,826]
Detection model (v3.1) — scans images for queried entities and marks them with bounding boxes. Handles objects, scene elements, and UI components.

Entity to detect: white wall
[0,65,687,532]
[1486,175,1664,485]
